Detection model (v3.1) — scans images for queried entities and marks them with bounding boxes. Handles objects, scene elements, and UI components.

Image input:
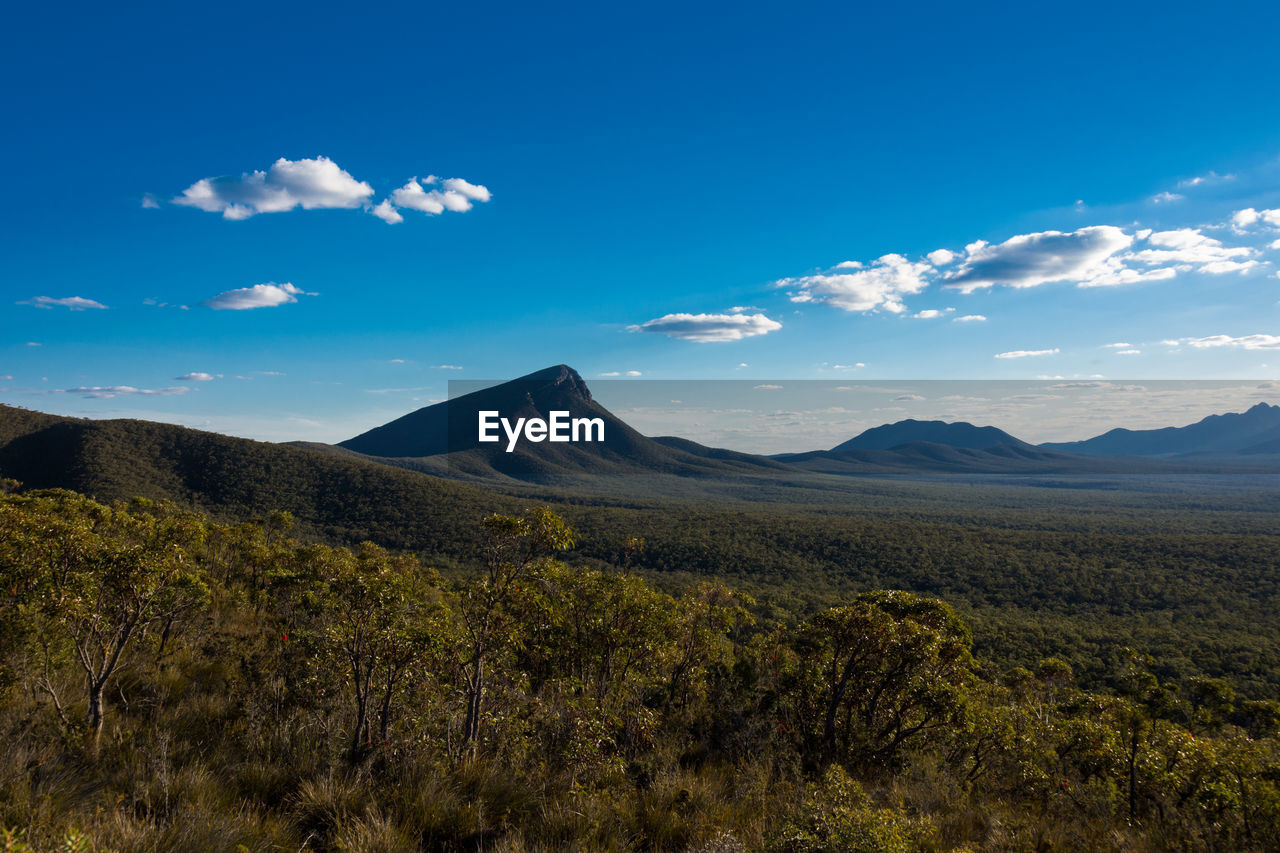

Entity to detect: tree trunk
[378,669,396,743]
[350,672,369,761]
[463,646,485,748]
[1128,724,1139,819]
[86,684,104,758]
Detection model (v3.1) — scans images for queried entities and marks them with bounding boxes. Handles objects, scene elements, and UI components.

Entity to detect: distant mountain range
[2,367,1278,513]
[1040,402,1280,456]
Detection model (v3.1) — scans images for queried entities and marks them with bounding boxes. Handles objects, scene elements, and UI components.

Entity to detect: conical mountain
[338,365,791,480]
[341,365,609,458]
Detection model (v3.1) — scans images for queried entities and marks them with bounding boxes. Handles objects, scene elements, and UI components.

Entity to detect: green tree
[297,542,440,760]
[458,507,576,751]
[4,492,209,755]
[786,590,974,770]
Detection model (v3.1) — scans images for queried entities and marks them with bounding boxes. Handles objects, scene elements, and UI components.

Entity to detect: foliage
[1,489,1279,850]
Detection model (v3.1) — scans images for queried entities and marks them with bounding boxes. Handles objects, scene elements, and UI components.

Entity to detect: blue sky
[4,0,1280,443]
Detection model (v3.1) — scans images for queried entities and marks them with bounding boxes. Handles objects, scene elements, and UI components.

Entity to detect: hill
[829,418,1032,452]
[0,403,513,557]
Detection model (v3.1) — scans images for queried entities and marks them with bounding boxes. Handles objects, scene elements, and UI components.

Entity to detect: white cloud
[389,358,406,363]
[1178,171,1233,188]
[626,370,642,376]
[390,178,447,214]
[1115,349,1141,355]
[174,156,375,219]
[204,282,313,310]
[62,386,191,399]
[953,314,987,323]
[832,363,865,369]
[912,308,953,319]
[629,312,782,343]
[18,296,107,310]
[945,226,1133,292]
[1199,260,1261,274]
[1076,263,1179,287]
[1230,208,1280,236]
[780,254,931,313]
[370,199,403,224]
[381,175,492,221]
[1233,208,1260,228]
[994,348,1060,359]
[1151,191,1184,204]
[141,194,160,209]
[365,387,429,395]
[176,372,215,381]
[894,394,925,401]
[1175,334,1280,351]
[1128,228,1258,273]
[927,249,956,266]
[441,177,491,203]
[1102,342,1132,349]
[430,364,464,370]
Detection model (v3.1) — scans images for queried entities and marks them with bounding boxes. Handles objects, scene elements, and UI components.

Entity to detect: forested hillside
[2,489,1278,851]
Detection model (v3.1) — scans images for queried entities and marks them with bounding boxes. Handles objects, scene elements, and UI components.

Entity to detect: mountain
[1040,402,1280,456]
[337,364,792,482]
[828,419,1032,453]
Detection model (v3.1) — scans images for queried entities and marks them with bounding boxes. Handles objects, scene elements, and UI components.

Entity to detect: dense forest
[2,483,1279,851]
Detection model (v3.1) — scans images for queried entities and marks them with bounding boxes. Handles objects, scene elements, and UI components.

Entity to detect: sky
[4,0,1280,445]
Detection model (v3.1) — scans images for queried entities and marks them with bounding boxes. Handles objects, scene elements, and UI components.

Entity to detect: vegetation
[3,488,1279,851]
[5,403,1280,708]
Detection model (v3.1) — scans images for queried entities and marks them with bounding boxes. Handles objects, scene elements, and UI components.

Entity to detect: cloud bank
[761,196,1274,319]
[629,312,782,343]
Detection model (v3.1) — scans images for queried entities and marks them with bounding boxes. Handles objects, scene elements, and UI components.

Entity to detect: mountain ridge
[1040,402,1280,456]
